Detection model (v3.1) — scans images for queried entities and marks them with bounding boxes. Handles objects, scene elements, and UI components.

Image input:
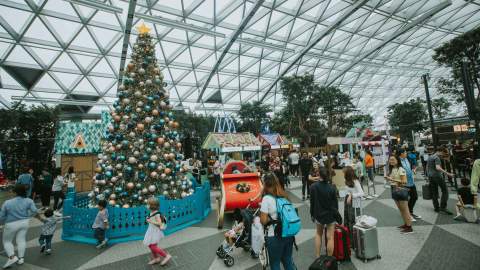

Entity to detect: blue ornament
[122,191,128,197]
[144,105,151,112]
[148,162,157,170]
[160,111,165,117]
[148,141,155,147]
[138,171,146,180]
[111,153,117,160]
[146,147,153,154]
[115,134,124,141]
[168,112,173,118]
[150,133,158,141]
[115,187,123,193]
[133,194,139,200]
[124,106,132,113]
[104,189,111,195]
[175,164,181,171]
[96,174,104,180]
[105,171,113,178]
[118,155,126,162]
[153,94,160,100]
[147,96,154,102]
[125,166,133,174]
[107,134,115,141]
[122,140,129,146]
[141,154,149,161]
[159,119,165,125]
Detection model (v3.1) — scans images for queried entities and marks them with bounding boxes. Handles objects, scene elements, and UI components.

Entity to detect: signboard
[453,124,468,132]
[221,147,243,153]
[271,145,281,149]
[243,146,261,151]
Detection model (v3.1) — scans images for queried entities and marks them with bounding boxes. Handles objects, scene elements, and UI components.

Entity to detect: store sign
[243,146,261,151]
[221,147,243,153]
[453,124,468,132]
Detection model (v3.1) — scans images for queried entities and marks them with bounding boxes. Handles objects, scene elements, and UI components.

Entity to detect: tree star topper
[137,23,151,34]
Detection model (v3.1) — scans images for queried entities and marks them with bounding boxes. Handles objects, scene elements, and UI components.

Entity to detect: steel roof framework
[0,0,479,127]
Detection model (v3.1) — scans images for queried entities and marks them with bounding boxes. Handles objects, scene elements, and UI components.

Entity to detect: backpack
[267,195,301,237]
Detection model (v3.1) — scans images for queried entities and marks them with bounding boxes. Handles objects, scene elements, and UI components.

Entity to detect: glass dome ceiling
[0,0,479,128]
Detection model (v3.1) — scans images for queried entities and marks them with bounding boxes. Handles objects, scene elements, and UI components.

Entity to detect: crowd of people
[1,143,478,269]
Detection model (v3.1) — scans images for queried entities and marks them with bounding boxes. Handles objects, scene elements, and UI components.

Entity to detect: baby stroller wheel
[216,246,226,258]
[224,255,234,267]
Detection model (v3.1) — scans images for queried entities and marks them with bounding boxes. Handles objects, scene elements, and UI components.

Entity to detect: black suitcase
[422,183,431,200]
[309,255,338,270]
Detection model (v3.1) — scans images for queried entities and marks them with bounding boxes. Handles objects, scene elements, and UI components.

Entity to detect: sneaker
[411,217,417,222]
[372,194,379,198]
[16,258,24,265]
[440,209,453,215]
[412,213,422,219]
[3,256,18,269]
[40,244,46,253]
[45,249,51,255]
[397,224,407,230]
[400,226,413,234]
[160,254,172,266]
[96,239,108,249]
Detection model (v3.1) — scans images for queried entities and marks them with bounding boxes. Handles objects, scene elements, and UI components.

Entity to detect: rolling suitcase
[352,225,381,263]
[326,224,351,262]
[308,255,338,270]
[422,183,431,200]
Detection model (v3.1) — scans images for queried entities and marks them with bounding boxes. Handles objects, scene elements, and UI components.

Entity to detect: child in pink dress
[144,198,171,265]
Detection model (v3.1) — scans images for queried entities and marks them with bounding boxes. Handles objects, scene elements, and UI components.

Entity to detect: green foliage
[431,97,451,119]
[237,101,271,134]
[388,98,427,141]
[272,74,356,145]
[0,103,59,178]
[173,111,215,139]
[345,114,374,127]
[433,26,480,107]
[317,86,356,135]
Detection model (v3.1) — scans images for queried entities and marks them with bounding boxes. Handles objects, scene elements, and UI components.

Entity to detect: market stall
[257,133,285,157]
[201,132,262,163]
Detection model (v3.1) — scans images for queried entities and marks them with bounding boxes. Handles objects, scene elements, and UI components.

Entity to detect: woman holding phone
[385,155,413,234]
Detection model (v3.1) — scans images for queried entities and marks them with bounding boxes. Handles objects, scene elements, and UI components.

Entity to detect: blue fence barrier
[62,182,211,245]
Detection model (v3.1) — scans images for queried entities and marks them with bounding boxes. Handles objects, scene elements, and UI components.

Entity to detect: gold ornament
[136,23,151,34]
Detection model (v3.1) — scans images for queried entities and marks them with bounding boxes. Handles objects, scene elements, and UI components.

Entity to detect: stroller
[216,206,260,267]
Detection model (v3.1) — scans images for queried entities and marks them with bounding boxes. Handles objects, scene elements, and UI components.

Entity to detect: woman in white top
[260,173,295,270]
[343,166,364,236]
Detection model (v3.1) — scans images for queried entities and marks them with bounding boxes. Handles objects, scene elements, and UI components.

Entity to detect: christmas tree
[90,23,194,208]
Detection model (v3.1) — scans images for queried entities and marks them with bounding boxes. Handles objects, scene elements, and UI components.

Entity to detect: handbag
[392,186,409,200]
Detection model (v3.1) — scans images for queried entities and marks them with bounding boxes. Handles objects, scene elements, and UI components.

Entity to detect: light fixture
[11,96,112,106]
[236,38,294,52]
[64,0,123,14]
[135,13,226,38]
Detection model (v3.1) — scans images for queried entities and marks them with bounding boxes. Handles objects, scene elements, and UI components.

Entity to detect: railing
[62,182,211,245]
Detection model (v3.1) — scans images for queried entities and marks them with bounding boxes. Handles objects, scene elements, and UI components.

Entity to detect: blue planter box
[62,182,211,245]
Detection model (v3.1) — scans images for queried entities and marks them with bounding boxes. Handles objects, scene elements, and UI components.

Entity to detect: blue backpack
[268,195,301,237]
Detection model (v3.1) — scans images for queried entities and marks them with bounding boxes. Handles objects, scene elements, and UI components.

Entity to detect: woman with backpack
[260,173,296,270]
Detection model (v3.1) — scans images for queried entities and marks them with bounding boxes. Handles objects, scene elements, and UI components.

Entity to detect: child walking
[92,200,109,249]
[144,197,171,266]
[38,208,69,254]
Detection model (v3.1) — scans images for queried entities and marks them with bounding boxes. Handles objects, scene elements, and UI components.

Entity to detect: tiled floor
[1,175,479,270]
